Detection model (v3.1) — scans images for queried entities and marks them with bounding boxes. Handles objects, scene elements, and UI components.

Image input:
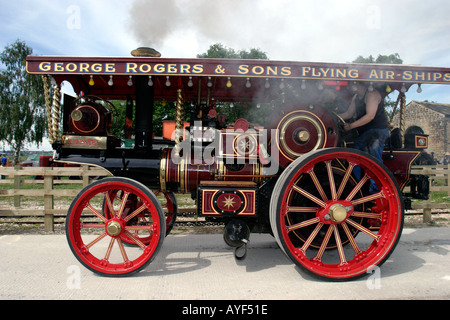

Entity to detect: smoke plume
[128,0,248,50]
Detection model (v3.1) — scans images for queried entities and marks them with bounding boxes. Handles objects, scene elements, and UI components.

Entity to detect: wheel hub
[329,204,348,223]
[106,220,122,237]
[321,202,353,224]
[296,130,310,143]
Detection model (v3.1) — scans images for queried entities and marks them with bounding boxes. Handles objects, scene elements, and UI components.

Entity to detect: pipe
[134,76,154,150]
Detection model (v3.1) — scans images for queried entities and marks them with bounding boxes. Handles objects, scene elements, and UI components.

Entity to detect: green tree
[353,53,403,65]
[197,43,268,60]
[0,40,46,164]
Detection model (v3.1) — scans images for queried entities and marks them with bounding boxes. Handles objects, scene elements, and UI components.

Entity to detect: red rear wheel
[66,177,165,276]
[270,148,404,280]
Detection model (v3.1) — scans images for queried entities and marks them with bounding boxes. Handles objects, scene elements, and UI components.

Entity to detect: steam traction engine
[27,50,450,280]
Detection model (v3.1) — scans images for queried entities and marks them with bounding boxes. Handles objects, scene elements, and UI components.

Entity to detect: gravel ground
[0,212,449,235]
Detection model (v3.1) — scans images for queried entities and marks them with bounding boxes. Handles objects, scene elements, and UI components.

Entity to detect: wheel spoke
[126,225,153,232]
[86,204,107,223]
[116,239,130,263]
[345,174,370,201]
[346,219,380,241]
[117,192,130,218]
[124,204,148,222]
[333,225,347,265]
[341,222,361,255]
[125,231,147,249]
[352,211,382,219]
[287,206,319,213]
[351,191,384,206]
[314,225,334,261]
[287,217,321,232]
[308,169,328,202]
[292,185,327,208]
[104,192,116,217]
[86,232,108,249]
[104,237,115,261]
[301,222,324,252]
[336,163,355,200]
[325,161,337,200]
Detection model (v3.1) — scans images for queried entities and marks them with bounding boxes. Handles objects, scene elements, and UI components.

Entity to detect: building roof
[409,101,450,117]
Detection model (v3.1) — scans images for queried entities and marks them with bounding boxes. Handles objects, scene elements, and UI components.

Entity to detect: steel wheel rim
[66,178,164,276]
[272,149,404,280]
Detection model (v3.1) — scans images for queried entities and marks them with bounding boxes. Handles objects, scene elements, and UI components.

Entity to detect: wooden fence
[0,164,449,231]
[0,166,112,231]
[409,164,450,223]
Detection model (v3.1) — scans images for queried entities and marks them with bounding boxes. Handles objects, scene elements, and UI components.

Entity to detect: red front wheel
[66,177,165,276]
[270,148,404,281]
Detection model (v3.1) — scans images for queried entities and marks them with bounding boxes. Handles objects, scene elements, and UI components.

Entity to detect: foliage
[352,53,403,65]
[0,40,46,164]
[197,43,268,60]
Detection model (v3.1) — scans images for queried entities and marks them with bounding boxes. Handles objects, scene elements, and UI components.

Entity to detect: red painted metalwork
[65,177,165,276]
[28,53,450,279]
[270,148,403,280]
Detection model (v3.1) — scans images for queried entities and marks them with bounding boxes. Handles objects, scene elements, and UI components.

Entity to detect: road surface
[0,227,449,300]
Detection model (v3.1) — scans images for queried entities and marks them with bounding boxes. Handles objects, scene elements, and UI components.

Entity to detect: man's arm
[339,94,357,121]
[343,91,381,131]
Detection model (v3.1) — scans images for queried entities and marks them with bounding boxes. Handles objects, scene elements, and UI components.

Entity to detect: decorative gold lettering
[369,69,379,79]
[238,65,249,75]
[348,69,359,79]
[415,72,425,81]
[433,73,442,81]
[267,66,278,76]
[39,62,51,72]
[126,63,138,73]
[139,64,151,73]
[154,64,165,73]
[403,71,413,81]
[301,67,311,77]
[192,64,204,74]
[105,63,116,73]
[385,71,395,80]
[320,68,330,77]
[312,68,321,77]
[281,66,291,76]
[66,63,77,72]
[179,64,191,74]
[54,63,64,72]
[336,69,346,78]
[79,63,89,73]
[167,64,177,73]
[444,73,450,82]
[91,63,102,73]
[215,65,226,74]
[252,66,265,75]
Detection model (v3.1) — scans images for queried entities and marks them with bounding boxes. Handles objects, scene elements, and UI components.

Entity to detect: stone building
[391,101,450,161]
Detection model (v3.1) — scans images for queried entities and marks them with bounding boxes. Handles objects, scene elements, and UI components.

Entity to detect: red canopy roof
[26,55,450,102]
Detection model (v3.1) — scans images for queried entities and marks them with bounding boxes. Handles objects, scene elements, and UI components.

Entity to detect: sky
[1,0,450,150]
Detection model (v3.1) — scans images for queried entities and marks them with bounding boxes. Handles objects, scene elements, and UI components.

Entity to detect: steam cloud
[128,0,248,50]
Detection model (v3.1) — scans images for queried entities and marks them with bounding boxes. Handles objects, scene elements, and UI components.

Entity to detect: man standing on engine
[339,82,390,193]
